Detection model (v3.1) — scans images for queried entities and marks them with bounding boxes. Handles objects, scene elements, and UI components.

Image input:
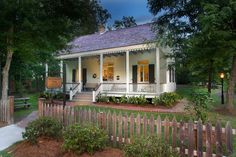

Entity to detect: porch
[55,44,176,101]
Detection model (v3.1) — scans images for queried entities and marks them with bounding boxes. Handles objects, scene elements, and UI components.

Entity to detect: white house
[54,23,176,102]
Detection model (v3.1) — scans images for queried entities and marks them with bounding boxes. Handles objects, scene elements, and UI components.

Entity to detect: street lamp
[220,72,225,104]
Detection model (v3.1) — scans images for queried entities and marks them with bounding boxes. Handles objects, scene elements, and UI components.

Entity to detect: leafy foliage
[39,92,66,100]
[113,16,137,29]
[97,95,148,105]
[123,136,180,157]
[63,124,108,155]
[96,94,109,103]
[22,117,63,144]
[185,90,213,122]
[147,0,236,102]
[0,0,111,102]
[152,92,182,107]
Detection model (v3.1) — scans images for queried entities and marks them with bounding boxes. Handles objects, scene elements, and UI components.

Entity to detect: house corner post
[126,51,130,94]
[60,60,63,92]
[8,96,14,124]
[100,54,103,83]
[78,56,82,92]
[38,98,45,117]
[156,48,160,94]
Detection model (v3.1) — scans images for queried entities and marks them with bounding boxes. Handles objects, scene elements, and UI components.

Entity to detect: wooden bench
[14,97,31,109]
[83,83,98,91]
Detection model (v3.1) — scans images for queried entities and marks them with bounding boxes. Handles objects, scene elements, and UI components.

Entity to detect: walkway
[0,111,38,151]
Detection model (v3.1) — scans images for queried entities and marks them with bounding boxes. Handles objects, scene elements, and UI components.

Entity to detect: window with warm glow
[103,63,114,81]
[138,60,149,82]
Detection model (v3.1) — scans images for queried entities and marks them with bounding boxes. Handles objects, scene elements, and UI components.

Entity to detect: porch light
[220,72,224,104]
[220,73,225,79]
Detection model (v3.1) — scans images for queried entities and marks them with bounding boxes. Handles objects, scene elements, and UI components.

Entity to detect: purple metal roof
[67,23,156,54]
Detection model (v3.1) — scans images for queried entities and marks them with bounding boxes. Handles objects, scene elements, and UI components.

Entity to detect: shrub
[53,92,64,100]
[152,92,182,107]
[40,92,66,100]
[22,117,63,144]
[120,95,127,103]
[136,95,148,105]
[127,96,137,104]
[110,96,120,104]
[123,136,180,157]
[39,92,53,100]
[185,90,213,122]
[96,94,109,103]
[63,124,108,155]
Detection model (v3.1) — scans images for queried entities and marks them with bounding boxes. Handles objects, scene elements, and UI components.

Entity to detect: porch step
[72,92,93,104]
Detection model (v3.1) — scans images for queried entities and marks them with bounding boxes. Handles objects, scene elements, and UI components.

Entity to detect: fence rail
[38,99,235,157]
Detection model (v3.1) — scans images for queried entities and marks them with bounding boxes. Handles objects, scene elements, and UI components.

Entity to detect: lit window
[103,63,114,81]
[138,60,149,82]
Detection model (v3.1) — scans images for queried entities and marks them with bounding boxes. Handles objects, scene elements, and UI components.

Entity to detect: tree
[113,16,137,29]
[0,0,110,122]
[147,0,236,110]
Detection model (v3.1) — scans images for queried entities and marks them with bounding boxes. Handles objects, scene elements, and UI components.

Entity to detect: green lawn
[14,93,39,123]
[176,85,236,108]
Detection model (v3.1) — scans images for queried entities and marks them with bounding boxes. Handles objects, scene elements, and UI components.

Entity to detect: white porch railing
[102,83,127,92]
[66,83,81,100]
[92,83,177,101]
[160,83,176,93]
[129,83,157,93]
[92,83,102,102]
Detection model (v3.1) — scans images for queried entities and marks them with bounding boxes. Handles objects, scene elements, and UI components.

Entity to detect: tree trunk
[226,55,236,111]
[207,60,213,94]
[0,26,14,123]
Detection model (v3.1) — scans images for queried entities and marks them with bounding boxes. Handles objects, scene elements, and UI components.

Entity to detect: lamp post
[220,73,225,104]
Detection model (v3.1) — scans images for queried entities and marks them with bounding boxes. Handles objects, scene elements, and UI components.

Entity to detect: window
[138,60,149,83]
[168,65,175,83]
[103,63,114,81]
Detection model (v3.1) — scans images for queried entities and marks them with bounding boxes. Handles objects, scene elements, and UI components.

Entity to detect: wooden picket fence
[38,99,235,157]
[0,96,14,124]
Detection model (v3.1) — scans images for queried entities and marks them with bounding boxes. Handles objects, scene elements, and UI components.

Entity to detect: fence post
[225,122,233,155]
[8,96,14,124]
[38,98,45,117]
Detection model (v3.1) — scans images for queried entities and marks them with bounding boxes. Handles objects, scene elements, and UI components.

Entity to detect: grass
[176,85,236,126]
[14,93,39,123]
[0,150,11,157]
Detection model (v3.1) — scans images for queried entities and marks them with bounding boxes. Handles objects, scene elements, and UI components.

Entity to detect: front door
[82,68,87,88]
[72,69,76,83]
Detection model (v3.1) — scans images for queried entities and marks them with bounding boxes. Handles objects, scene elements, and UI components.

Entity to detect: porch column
[78,56,82,91]
[126,51,129,93]
[100,54,103,83]
[156,48,160,94]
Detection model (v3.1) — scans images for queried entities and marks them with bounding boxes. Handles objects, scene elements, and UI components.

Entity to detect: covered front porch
[57,44,176,101]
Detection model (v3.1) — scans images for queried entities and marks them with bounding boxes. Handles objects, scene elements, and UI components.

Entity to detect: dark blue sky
[100,0,154,26]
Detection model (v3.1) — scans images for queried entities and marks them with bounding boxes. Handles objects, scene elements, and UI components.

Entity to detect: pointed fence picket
[38,100,236,157]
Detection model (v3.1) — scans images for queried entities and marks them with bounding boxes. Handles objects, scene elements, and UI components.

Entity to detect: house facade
[54,24,176,101]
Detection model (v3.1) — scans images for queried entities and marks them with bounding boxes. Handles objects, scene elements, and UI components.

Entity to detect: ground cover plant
[123,136,180,157]
[152,92,182,107]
